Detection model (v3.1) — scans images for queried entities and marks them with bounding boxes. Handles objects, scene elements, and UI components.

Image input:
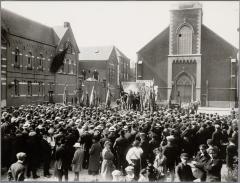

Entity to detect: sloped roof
[137,24,237,54]
[201,24,238,51]
[137,26,169,54]
[1,8,58,46]
[79,46,114,61]
[115,47,130,61]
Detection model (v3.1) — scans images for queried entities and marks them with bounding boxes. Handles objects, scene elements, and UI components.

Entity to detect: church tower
[167,2,202,104]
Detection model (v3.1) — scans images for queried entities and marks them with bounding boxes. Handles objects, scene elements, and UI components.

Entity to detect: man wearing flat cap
[8,152,27,181]
[113,130,128,172]
[204,147,222,182]
[162,135,179,182]
[176,153,196,182]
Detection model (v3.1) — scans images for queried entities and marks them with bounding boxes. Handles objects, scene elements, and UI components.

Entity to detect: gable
[137,26,169,54]
[201,24,238,56]
[57,27,80,53]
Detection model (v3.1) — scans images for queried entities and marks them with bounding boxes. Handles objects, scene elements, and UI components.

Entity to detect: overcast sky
[2,1,239,64]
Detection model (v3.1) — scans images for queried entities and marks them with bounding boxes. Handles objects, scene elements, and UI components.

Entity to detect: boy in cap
[8,152,27,181]
[176,153,196,182]
[124,166,135,181]
[204,147,222,182]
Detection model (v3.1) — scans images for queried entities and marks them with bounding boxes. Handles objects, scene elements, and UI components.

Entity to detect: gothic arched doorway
[174,73,194,104]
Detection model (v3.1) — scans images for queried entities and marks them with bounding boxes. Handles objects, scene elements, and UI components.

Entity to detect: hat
[29,131,36,136]
[208,146,219,154]
[55,116,61,121]
[109,127,116,132]
[166,135,174,142]
[125,166,134,172]
[48,128,54,134]
[112,170,122,176]
[95,125,102,130]
[73,143,81,148]
[180,153,189,159]
[23,123,30,129]
[104,141,111,147]
[215,124,220,129]
[132,140,140,147]
[16,152,27,160]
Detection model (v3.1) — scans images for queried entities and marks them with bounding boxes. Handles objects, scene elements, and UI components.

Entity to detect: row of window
[13,80,44,96]
[13,48,76,73]
[14,49,44,69]
[81,70,99,80]
[58,59,76,74]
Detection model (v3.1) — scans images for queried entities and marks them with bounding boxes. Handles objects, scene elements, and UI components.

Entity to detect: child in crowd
[124,166,135,181]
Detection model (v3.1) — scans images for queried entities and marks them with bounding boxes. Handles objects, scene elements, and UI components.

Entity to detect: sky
[2,1,239,65]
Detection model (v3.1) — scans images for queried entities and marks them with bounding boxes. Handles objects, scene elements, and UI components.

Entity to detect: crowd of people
[1,103,238,182]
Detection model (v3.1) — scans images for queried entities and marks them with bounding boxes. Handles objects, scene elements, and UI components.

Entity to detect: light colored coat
[72,148,84,172]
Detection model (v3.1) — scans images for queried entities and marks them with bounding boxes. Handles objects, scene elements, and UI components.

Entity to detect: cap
[109,127,116,132]
[73,142,81,148]
[180,153,189,159]
[125,166,134,172]
[112,170,122,176]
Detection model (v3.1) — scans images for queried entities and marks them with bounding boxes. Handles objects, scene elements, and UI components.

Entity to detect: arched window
[14,48,20,67]
[177,25,193,54]
[38,54,43,70]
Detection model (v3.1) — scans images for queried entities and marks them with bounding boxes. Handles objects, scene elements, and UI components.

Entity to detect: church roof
[201,24,238,52]
[79,46,114,61]
[1,8,58,46]
[137,26,169,54]
[115,47,130,61]
[137,25,237,55]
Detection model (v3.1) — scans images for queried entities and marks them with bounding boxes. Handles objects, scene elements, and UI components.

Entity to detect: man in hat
[139,132,150,168]
[226,137,238,176]
[192,144,210,181]
[126,140,143,180]
[113,130,128,172]
[204,147,222,182]
[176,153,196,182]
[26,130,41,179]
[8,152,27,181]
[163,135,179,182]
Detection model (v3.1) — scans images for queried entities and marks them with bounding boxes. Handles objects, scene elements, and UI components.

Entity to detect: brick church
[136,2,238,107]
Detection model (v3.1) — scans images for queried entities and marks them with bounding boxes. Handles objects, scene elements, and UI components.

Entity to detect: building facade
[136,2,238,107]
[1,9,79,107]
[79,46,130,101]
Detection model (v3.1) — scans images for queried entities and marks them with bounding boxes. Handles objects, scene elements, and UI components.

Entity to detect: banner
[122,82,145,94]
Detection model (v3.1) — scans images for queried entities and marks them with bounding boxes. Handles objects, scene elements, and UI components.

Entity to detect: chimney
[64,22,70,28]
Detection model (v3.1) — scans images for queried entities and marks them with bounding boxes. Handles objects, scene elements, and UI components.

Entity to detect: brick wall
[201,25,238,104]
[137,27,169,100]
[170,8,202,55]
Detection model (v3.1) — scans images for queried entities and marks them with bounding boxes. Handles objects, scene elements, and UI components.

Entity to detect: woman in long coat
[88,136,102,175]
[72,143,84,181]
[101,141,115,180]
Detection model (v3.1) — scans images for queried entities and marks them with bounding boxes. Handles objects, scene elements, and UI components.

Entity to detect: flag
[105,88,111,107]
[90,86,95,106]
[119,81,124,97]
[50,46,68,73]
[86,93,89,107]
[81,90,85,104]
